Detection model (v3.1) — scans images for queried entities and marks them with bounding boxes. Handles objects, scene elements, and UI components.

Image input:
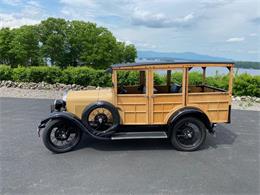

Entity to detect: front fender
[37,111,110,140]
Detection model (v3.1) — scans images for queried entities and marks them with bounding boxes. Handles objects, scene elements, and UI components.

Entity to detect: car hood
[66,88,113,117]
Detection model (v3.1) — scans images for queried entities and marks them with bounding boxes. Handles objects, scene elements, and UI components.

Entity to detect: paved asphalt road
[0,97,259,195]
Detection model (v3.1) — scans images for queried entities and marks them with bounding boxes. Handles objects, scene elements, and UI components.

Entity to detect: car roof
[111,61,235,68]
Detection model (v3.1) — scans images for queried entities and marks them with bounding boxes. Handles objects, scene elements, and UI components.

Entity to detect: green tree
[123,44,137,63]
[114,42,137,64]
[0,28,15,65]
[39,18,68,67]
[0,17,137,68]
[66,20,137,69]
[9,25,40,66]
[66,20,102,67]
[79,26,119,69]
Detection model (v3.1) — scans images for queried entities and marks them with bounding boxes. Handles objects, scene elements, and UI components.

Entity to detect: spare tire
[81,101,120,137]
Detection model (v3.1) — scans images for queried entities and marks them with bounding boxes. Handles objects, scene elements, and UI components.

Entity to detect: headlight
[62,91,68,102]
[53,99,66,111]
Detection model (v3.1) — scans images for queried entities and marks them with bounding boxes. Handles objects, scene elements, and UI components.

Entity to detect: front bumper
[37,117,51,137]
[37,102,60,137]
[37,123,45,137]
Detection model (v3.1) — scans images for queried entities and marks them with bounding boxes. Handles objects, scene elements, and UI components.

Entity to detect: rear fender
[168,107,213,134]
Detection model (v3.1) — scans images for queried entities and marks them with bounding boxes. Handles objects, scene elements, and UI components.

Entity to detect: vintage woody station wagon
[38,62,234,153]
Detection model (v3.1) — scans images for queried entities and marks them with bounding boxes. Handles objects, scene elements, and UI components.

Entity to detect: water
[151,67,260,76]
[135,59,260,76]
[206,67,260,76]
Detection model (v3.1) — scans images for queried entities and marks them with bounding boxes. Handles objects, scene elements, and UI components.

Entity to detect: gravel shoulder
[0,86,64,99]
[1,86,259,111]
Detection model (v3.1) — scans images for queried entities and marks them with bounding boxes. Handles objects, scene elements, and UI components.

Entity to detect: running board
[111,131,168,140]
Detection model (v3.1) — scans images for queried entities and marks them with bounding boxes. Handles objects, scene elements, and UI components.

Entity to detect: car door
[114,69,149,125]
[148,68,184,124]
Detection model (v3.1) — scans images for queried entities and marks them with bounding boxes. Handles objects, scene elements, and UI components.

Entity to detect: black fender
[37,111,110,140]
[167,107,213,134]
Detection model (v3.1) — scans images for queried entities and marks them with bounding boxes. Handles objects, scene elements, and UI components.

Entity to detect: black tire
[170,117,206,151]
[42,119,82,153]
[81,101,120,137]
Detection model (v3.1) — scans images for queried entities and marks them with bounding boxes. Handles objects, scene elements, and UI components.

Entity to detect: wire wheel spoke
[87,107,114,132]
[50,125,78,148]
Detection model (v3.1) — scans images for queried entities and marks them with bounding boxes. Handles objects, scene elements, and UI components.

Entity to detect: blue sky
[0,0,259,61]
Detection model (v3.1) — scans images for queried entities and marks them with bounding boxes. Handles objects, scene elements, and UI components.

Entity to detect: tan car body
[66,88,113,116]
[66,62,234,126]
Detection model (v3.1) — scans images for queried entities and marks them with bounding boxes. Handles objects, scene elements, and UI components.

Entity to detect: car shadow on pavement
[75,124,237,152]
[202,124,237,150]
[76,136,174,151]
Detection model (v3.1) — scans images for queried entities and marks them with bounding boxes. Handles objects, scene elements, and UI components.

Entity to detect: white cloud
[248,50,259,54]
[200,0,234,8]
[59,0,96,8]
[132,8,195,28]
[0,13,40,28]
[21,0,43,18]
[135,42,157,49]
[0,0,45,28]
[117,38,157,49]
[249,33,257,37]
[1,0,259,60]
[125,40,133,45]
[226,37,245,42]
[1,0,21,6]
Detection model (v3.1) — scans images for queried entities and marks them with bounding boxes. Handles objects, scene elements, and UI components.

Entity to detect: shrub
[233,73,260,97]
[43,66,63,84]
[171,72,183,84]
[189,72,203,85]
[12,66,29,82]
[0,65,12,80]
[117,71,140,85]
[94,70,112,87]
[0,65,259,97]
[27,66,62,83]
[206,75,229,90]
[62,67,96,86]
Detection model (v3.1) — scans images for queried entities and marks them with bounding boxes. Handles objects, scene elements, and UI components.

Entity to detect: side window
[153,69,183,94]
[117,70,146,94]
[188,67,229,93]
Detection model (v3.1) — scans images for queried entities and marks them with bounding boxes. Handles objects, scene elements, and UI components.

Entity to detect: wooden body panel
[113,64,233,125]
[66,63,233,125]
[117,95,148,124]
[187,92,230,123]
[151,94,183,124]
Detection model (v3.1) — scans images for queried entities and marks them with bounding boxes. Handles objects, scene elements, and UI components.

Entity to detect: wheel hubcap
[183,127,194,139]
[176,122,201,147]
[55,129,70,141]
[94,113,108,125]
[88,108,113,132]
[50,124,79,148]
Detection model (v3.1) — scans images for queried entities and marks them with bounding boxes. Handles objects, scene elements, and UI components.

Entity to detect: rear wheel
[170,117,206,151]
[42,119,81,153]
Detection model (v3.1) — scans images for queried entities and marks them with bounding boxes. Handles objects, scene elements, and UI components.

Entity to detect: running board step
[111,131,168,140]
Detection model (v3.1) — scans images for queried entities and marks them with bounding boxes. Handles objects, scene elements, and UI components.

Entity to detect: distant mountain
[137,50,232,62]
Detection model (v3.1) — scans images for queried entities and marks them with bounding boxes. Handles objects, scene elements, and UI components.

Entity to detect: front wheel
[170,117,206,151]
[42,119,82,153]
